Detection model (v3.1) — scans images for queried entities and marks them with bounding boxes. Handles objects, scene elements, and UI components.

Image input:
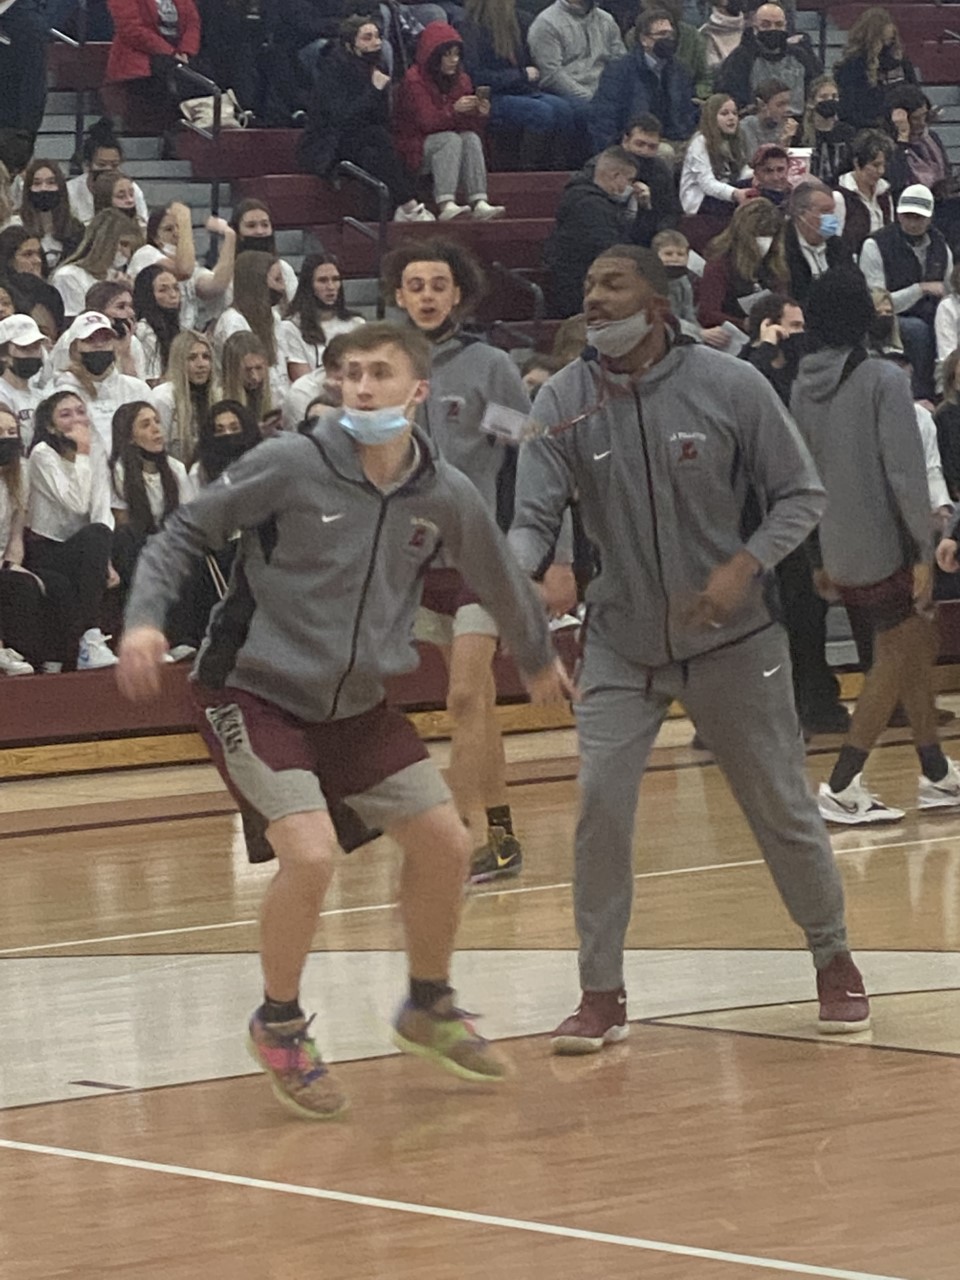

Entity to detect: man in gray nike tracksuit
[117,322,564,1119]
[508,244,870,1053]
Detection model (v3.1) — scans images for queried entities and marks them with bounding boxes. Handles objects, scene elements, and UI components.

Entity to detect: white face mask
[586,309,654,358]
[113,252,129,271]
[755,235,774,257]
[161,242,178,257]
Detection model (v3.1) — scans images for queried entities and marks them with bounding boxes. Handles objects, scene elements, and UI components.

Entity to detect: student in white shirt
[128,203,236,331]
[108,400,193,594]
[23,391,118,670]
[132,264,181,382]
[221,330,275,426]
[0,405,45,674]
[213,251,310,401]
[50,208,144,320]
[90,170,146,232]
[52,310,156,454]
[281,253,365,371]
[17,158,85,274]
[229,197,298,301]
[154,330,221,461]
[66,122,149,227]
[282,330,348,430]
[934,262,960,390]
[0,314,46,449]
[680,93,753,216]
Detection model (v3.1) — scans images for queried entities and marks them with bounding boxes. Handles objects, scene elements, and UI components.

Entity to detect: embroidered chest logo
[679,440,699,462]
[409,515,439,548]
[441,395,465,422]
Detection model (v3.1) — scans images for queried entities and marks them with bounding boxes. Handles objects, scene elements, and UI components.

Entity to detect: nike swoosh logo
[763,665,782,678]
[617,995,627,1005]
[495,853,515,868]
[831,798,860,814]
[593,450,611,461]
[321,513,344,524]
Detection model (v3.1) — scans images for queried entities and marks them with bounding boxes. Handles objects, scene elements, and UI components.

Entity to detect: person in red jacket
[394,22,506,221]
[105,0,202,130]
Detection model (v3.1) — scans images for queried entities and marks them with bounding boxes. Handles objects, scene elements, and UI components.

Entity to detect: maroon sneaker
[550,988,629,1055]
[817,953,871,1034]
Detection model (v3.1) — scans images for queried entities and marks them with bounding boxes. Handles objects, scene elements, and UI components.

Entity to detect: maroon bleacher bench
[47,41,111,92]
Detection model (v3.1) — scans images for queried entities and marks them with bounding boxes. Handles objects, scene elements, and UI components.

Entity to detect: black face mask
[209,433,248,464]
[268,287,286,307]
[664,264,688,279]
[10,356,43,380]
[780,331,807,364]
[358,47,384,65]
[117,205,138,218]
[137,444,165,462]
[80,350,115,376]
[652,36,677,60]
[28,189,59,213]
[237,234,276,256]
[870,314,895,342]
[815,99,839,120]
[878,46,900,70]
[0,438,21,466]
[756,29,787,55]
[112,317,131,339]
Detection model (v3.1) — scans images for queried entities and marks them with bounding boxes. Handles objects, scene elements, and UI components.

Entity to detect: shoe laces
[271,1014,328,1082]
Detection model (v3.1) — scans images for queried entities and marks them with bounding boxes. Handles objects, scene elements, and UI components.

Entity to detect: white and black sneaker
[818,773,904,825]
[0,646,33,676]
[77,628,118,670]
[918,759,960,811]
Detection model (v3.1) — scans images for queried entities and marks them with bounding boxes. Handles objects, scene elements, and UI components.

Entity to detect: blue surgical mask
[338,404,410,444]
[819,212,841,239]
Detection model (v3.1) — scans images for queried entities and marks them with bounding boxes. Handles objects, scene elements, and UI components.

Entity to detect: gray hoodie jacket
[790,348,931,587]
[528,0,625,101]
[509,342,825,667]
[124,423,554,722]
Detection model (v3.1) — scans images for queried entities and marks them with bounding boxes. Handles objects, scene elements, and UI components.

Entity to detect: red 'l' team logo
[409,526,427,549]
[679,440,698,462]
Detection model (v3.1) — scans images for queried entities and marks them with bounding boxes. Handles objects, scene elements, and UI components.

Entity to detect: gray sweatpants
[421,131,488,205]
[573,625,848,990]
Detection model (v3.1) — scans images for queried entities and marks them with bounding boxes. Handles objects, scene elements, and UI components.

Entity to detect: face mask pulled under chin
[586,309,654,359]
[338,404,411,445]
[755,235,774,257]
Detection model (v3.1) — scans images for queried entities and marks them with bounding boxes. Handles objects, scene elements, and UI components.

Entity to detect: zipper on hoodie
[327,496,390,719]
[633,388,674,663]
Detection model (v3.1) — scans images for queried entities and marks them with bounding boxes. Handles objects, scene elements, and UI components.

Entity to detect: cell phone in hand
[476,86,491,101]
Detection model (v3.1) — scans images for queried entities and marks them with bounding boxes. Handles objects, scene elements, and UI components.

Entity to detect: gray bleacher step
[343,278,380,308]
[32,134,163,162]
[123,160,195,179]
[44,90,91,114]
[139,179,223,208]
[38,114,117,134]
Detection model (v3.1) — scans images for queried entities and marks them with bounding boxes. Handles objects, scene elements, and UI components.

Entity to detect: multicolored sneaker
[551,988,629,1055]
[469,827,523,884]
[247,1012,348,1119]
[392,995,507,1082]
[817,954,871,1034]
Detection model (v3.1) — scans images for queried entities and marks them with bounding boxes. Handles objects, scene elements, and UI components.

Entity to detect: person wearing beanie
[859,183,952,402]
[791,265,960,825]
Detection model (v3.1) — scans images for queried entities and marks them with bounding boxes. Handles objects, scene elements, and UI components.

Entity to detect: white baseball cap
[897,184,934,216]
[65,311,115,343]
[0,314,45,347]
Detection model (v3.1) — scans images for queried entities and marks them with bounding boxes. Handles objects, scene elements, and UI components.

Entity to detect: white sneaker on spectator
[0,647,33,676]
[393,202,436,222]
[471,199,506,220]
[77,628,118,670]
[438,201,470,221]
[164,644,198,664]
[817,773,904,825]
[918,758,960,810]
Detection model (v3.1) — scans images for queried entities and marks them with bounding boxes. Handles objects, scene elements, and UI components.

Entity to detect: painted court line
[0,1138,910,1280]
[0,837,949,957]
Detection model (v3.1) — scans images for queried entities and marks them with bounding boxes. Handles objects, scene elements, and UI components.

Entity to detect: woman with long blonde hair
[698,197,788,331]
[153,330,220,461]
[836,6,916,130]
[50,208,143,319]
[680,93,751,217]
[221,330,274,424]
[213,250,309,399]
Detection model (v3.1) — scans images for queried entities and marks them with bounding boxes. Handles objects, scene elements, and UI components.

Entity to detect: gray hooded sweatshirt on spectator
[528,0,625,101]
[790,349,931,587]
[124,423,554,722]
[509,341,826,668]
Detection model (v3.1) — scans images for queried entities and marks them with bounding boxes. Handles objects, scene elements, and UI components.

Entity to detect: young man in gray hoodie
[117,322,568,1120]
[791,267,960,825]
[509,243,869,1051]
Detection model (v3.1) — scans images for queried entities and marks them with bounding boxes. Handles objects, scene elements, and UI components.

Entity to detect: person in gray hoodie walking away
[510,242,869,1052]
[116,322,568,1120]
[790,267,960,826]
[385,238,578,883]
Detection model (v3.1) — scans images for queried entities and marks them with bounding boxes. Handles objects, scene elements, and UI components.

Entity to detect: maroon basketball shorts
[196,687,451,827]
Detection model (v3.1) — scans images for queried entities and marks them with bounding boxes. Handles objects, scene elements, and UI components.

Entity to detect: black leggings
[24,524,113,667]
[0,567,47,667]
[338,126,418,208]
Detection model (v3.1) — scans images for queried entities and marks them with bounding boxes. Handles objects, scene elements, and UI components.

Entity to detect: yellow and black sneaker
[469,827,523,884]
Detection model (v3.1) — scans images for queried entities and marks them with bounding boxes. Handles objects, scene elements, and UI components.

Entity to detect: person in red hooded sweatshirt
[394,22,507,221]
[104,0,202,130]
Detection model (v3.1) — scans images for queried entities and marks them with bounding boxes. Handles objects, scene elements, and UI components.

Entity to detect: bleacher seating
[47,41,112,92]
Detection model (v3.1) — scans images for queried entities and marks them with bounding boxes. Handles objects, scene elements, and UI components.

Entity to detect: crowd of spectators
[1,0,960,747]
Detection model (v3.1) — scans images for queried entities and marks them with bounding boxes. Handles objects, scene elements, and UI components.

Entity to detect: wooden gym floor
[1,708,959,1279]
